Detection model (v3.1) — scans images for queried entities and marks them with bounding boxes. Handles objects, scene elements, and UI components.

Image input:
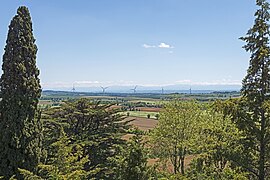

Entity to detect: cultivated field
[125,116,158,131]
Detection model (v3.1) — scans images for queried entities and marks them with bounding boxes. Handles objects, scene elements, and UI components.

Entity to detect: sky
[0,0,258,90]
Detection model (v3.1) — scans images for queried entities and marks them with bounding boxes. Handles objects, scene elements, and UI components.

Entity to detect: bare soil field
[39,100,52,105]
[137,107,161,112]
[126,116,158,131]
[108,105,122,110]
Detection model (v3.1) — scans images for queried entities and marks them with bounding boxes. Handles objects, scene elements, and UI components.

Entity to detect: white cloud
[41,80,137,88]
[142,42,174,49]
[194,80,241,86]
[74,81,100,84]
[176,80,192,84]
[41,79,241,90]
[142,44,156,48]
[158,42,174,49]
[175,79,241,86]
[41,82,72,88]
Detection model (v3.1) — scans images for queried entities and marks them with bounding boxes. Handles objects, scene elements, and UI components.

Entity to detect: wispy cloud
[41,80,136,88]
[142,42,174,49]
[158,42,174,49]
[175,79,241,86]
[176,80,192,84]
[74,80,100,84]
[41,79,241,89]
[142,44,156,48]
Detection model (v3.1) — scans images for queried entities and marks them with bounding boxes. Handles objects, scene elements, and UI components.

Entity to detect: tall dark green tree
[239,0,270,179]
[0,6,43,178]
[44,98,131,179]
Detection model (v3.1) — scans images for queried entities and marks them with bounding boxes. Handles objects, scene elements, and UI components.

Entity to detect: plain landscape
[1,0,270,180]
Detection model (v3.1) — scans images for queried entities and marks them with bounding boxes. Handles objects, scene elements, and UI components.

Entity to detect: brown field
[126,116,158,131]
[137,107,161,112]
[122,116,157,140]
[108,105,122,110]
[39,100,52,105]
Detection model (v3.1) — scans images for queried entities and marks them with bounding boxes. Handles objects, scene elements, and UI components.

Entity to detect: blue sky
[0,1,257,90]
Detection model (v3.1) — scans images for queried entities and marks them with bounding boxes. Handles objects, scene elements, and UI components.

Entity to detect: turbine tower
[72,84,76,93]
[101,86,109,94]
[131,85,138,93]
[189,87,192,94]
[161,87,164,94]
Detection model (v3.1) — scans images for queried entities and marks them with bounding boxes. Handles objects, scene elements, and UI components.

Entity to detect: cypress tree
[0,6,43,178]
[239,0,270,179]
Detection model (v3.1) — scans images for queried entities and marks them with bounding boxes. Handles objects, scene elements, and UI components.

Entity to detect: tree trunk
[180,147,186,175]
[180,156,185,175]
[173,145,177,174]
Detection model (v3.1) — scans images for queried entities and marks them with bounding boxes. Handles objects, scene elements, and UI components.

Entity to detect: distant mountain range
[43,84,241,94]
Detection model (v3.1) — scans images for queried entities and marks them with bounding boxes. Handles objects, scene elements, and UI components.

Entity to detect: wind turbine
[101,86,109,94]
[131,85,138,93]
[189,87,192,94]
[71,84,76,93]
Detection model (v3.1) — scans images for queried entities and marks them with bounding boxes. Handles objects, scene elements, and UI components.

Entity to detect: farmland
[39,90,240,122]
[39,90,240,135]
[2,1,270,179]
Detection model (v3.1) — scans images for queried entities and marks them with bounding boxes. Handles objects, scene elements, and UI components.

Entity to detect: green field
[121,111,159,119]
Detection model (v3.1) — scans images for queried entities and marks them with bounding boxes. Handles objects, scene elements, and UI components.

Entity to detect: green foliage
[3,2,270,180]
[185,102,248,179]
[18,169,43,180]
[150,100,249,179]
[19,129,88,179]
[43,98,130,179]
[39,130,88,179]
[199,108,242,171]
[115,134,157,180]
[0,6,44,179]
[186,162,248,180]
[150,100,203,175]
[238,0,270,179]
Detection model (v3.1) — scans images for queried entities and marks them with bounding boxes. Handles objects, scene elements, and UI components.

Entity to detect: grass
[122,111,159,119]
